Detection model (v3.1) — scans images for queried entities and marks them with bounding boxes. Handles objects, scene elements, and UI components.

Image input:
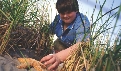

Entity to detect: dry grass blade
[0,22,12,54]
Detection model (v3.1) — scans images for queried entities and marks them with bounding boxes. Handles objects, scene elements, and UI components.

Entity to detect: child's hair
[56,0,79,13]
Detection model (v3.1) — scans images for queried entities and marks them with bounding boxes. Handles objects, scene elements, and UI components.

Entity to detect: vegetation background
[0,0,54,60]
[0,0,121,71]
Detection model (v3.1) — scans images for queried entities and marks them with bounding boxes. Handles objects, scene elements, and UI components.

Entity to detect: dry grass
[61,42,90,71]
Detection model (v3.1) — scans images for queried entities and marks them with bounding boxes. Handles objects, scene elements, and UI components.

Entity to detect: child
[40,0,90,70]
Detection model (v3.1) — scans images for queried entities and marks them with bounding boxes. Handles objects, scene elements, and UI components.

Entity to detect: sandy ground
[0,54,37,71]
[0,48,45,71]
[0,48,63,71]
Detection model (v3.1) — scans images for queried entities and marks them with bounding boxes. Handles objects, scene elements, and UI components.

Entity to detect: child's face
[60,11,77,25]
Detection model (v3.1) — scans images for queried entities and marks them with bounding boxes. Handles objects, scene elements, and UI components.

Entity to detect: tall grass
[61,0,121,71]
[0,0,53,56]
[0,0,29,54]
[0,0,121,71]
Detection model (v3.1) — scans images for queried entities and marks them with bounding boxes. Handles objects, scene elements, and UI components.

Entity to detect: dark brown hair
[56,0,79,13]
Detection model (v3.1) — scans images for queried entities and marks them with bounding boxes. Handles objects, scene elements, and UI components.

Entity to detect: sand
[0,48,63,71]
[0,54,37,71]
[0,48,43,71]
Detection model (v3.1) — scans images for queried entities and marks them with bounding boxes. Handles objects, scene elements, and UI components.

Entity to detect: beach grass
[61,0,121,71]
[0,0,121,71]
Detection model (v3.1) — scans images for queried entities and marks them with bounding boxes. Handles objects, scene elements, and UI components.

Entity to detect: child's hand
[40,54,61,71]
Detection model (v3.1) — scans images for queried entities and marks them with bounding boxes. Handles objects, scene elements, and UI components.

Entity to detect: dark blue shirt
[50,12,90,47]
